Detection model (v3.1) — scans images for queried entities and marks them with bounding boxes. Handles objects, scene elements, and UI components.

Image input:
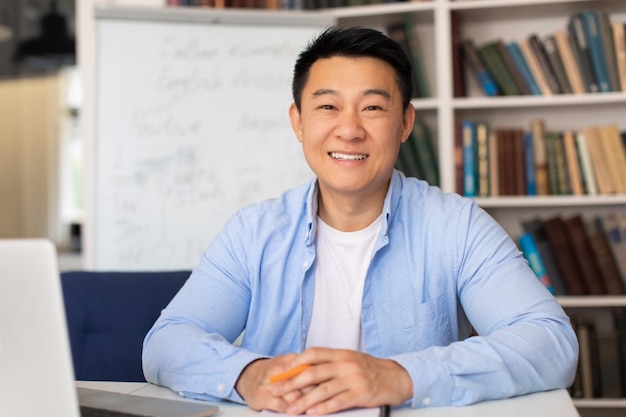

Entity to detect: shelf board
[449,0,593,11]
[453,92,626,110]
[572,398,626,408]
[473,195,626,208]
[411,97,438,110]
[322,1,434,18]
[556,296,626,308]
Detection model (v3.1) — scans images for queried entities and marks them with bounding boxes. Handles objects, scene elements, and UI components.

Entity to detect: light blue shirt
[142,170,578,408]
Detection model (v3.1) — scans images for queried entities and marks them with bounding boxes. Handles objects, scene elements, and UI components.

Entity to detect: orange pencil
[267,364,311,384]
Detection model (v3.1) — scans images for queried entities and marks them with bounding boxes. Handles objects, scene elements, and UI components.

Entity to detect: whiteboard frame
[82,5,334,269]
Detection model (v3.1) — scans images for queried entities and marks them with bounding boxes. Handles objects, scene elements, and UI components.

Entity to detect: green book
[478,41,522,96]
[410,119,439,187]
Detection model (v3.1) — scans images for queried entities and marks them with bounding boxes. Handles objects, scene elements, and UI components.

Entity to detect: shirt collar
[304,169,404,245]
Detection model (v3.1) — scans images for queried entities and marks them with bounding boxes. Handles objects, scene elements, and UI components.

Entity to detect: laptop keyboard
[80,406,154,417]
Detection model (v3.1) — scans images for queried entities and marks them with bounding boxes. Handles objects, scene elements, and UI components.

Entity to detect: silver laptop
[0,239,218,417]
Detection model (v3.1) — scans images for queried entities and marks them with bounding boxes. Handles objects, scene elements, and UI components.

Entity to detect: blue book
[519,232,555,294]
[524,131,537,195]
[461,120,477,197]
[582,10,611,92]
[461,40,499,96]
[506,41,542,96]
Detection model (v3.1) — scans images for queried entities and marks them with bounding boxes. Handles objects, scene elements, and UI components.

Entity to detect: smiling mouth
[329,152,369,161]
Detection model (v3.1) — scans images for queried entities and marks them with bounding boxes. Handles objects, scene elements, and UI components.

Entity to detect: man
[142,26,578,415]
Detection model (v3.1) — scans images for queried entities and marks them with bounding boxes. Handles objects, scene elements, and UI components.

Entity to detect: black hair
[292,26,414,111]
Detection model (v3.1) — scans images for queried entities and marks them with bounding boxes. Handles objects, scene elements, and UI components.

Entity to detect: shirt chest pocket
[399,293,453,351]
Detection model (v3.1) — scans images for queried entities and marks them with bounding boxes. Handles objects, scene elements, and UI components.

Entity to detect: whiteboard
[92,9,332,270]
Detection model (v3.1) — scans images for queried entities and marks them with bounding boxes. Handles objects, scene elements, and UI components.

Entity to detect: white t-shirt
[305,214,383,351]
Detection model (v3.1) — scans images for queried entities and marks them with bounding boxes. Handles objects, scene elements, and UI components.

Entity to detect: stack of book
[458,9,626,97]
[395,119,439,187]
[456,119,626,198]
[569,309,626,399]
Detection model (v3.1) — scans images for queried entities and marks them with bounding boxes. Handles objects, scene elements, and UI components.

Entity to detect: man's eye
[320,104,335,110]
[365,105,383,111]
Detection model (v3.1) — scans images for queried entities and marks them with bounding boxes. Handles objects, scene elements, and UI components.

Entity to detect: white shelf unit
[329,1,626,414]
[80,0,626,413]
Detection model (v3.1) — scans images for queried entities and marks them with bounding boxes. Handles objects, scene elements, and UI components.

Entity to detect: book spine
[461,40,499,96]
[568,12,599,93]
[524,131,537,196]
[598,9,621,92]
[582,10,612,92]
[411,119,439,187]
[564,214,606,295]
[403,16,429,98]
[519,38,553,95]
[478,42,522,96]
[476,121,490,197]
[495,40,531,95]
[519,232,555,294]
[528,34,563,94]
[462,120,477,197]
[506,41,542,95]
[612,22,626,92]
[530,119,550,195]
[563,130,584,195]
[575,130,598,195]
[543,34,573,94]
[554,29,586,94]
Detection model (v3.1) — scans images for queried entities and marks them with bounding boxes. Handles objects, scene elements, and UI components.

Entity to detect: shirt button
[178,391,185,397]
[217,383,226,392]
[303,261,309,268]
[421,397,431,406]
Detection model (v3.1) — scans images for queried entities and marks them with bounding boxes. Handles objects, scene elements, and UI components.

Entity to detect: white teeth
[330,152,368,161]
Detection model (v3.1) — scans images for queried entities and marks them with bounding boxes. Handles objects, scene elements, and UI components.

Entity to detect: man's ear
[401,106,416,144]
[289,103,303,143]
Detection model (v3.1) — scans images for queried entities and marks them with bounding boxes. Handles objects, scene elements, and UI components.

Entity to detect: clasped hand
[235,347,412,415]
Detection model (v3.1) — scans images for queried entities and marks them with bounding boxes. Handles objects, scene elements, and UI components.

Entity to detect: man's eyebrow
[311,88,392,99]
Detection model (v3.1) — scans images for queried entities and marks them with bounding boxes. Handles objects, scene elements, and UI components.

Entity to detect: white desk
[76,381,580,417]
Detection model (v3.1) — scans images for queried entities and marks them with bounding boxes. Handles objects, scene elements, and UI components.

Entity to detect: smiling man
[142,27,578,415]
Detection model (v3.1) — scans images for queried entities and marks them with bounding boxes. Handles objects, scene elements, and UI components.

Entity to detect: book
[512,129,526,195]
[575,130,598,195]
[602,213,626,287]
[386,22,422,98]
[518,232,555,294]
[410,119,439,186]
[568,12,599,93]
[581,125,614,194]
[451,11,466,97]
[581,10,612,92]
[576,322,595,398]
[553,29,586,94]
[476,121,490,197]
[612,22,626,93]
[461,39,499,96]
[593,330,624,397]
[454,121,464,195]
[521,218,568,295]
[518,38,553,95]
[528,34,563,94]
[403,16,429,98]
[614,309,626,396]
[461,119,477,197]
[530,119,549,195]
[597,9,621,92]
[543,34,573,94]
[542,215,587,295]
[506,41,542,95]
[495,40,531,95]
[478,41,523,96]
[496,129,515,196]
[562,130,584,195]
[545,132,570,195]
[488,130,499,197]
[598,124,626,194]
[396,134,422,179]
[588,216,626,295]
[563,214,606,295]
[523,131,536,196]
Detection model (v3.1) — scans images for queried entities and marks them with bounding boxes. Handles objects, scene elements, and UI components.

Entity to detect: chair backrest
[60,270,190,382]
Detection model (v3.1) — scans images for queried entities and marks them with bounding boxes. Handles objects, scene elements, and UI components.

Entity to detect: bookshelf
[80,0,626,414]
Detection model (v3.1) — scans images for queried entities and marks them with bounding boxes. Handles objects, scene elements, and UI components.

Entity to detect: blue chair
[60,270,190,382]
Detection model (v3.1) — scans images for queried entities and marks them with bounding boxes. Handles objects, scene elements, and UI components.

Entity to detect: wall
[0,75,62,241]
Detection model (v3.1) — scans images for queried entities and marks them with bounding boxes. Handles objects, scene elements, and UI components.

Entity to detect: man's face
[289,56,414,200]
